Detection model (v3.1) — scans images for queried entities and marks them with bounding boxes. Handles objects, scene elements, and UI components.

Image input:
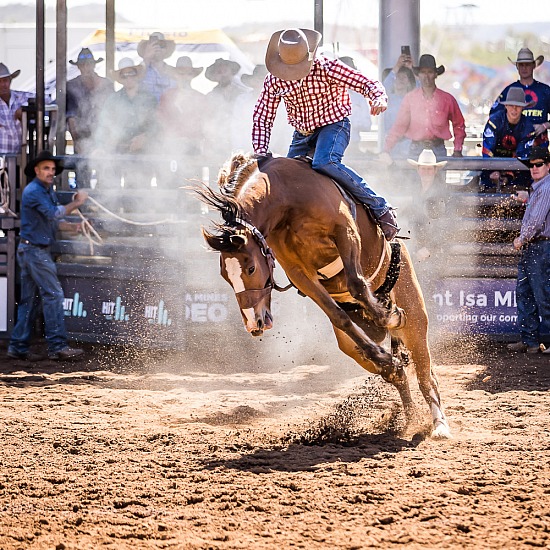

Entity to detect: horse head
[203,223,274,336]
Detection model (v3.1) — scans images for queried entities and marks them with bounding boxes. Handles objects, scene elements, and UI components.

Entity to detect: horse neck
[236,172,281,237]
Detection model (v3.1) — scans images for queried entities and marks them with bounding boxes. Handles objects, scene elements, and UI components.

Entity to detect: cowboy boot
[377,209,400,241]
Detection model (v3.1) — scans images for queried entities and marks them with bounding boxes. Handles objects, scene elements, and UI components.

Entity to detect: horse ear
[230,234,248,247]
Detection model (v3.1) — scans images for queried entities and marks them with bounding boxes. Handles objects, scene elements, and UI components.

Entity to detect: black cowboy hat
[69,47,103,65]
[24,150,64,178]
[518,145,550,167]
[413,54,445,76]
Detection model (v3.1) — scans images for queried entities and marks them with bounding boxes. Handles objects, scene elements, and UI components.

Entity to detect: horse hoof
[432,419,452,439]
[387,306,406,330]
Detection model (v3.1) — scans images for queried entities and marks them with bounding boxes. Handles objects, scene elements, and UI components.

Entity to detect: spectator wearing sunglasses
[507,146,550,354]
[93,58,157,187]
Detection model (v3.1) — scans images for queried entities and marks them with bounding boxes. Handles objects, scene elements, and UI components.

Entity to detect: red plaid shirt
[252,56,387,154]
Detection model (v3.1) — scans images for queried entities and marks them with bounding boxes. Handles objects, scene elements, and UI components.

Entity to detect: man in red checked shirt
[252,28,399,241]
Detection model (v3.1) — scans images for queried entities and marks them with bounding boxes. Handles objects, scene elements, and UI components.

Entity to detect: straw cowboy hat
[518,145,550,167]
[265,28,322,81]
[508,47,544,67]
[109,57,145,84]
[241,64,268,86]
[69,47,103,65]
[137,32,176,59]
[413,54,445,76]
[407,149,448,168]
[205,58,241,82]
[24,150,64,178]
[500,87,536,108]
[0,62,20,80]
[173,56,202,78]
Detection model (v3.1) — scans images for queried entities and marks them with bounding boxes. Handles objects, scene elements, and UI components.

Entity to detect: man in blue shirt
[481,87,538,189]
[490,48,550,142]
[8,151,88,361]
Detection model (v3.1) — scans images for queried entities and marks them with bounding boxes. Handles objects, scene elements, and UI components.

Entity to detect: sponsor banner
[58,275,240,346]
[431,278,550,335]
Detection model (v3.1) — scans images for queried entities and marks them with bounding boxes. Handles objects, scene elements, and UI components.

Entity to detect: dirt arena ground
[0,336,549,549]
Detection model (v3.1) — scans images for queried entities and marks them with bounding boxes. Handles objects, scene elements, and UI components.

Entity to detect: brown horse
[197,153,450,438]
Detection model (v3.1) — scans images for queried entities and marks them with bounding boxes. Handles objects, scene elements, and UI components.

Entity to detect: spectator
[95,58,156,156]
[7,150,87,361]
[406,149,448,264]
[66,48,113,186]
[481,87,538,190]
[66,48,113,155]
[382,53,417,158]
[137,32,177,102]
[205,58,248,103]
[94,58,157,188]
[338,56,373,156]
[253,28,399,240]
[205,58,248,167]
[0,62,34,154]
[158,56,206,156]
[507,146,550,355]
[490,48,550,143]
[380,54,465,162]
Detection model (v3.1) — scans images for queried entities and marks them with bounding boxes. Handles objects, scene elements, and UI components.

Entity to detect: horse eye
[248,266,256,275]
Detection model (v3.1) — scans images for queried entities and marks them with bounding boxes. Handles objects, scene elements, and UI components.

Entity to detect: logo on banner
[63,293,87,317]
[101,296,130,322]
[145,300,172,326]
[184,292,229,323]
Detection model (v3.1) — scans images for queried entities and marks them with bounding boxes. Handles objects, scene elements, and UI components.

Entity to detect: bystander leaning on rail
[507,146,550,354]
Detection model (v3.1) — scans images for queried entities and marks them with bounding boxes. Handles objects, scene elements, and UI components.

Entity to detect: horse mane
[195,183,243,253]
[217,152,257,197]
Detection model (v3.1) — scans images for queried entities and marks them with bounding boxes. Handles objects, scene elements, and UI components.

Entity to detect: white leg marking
[429,387,452,439]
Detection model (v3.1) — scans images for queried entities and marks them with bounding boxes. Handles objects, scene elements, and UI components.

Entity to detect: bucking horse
[196,153,451,439]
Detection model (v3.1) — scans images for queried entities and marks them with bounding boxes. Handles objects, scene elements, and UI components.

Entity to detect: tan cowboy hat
[413,54,445,76]
[407,149,447,168]
[109,57,145,84]
[265,28,322,81]
[241,64,268,86]
[69,47,103,65]
[173,56,202,78]
[0,62,20,79]
[205,58,241,82]
[24,150,64,178]
[137,32,176,59]
[508,47,544,67]
[500,87,536,108]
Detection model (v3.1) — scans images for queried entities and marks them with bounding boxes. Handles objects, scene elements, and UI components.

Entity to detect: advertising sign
[431,278,549,336]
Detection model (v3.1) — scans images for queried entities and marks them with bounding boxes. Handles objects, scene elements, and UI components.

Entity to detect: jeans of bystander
[9,243,68,354]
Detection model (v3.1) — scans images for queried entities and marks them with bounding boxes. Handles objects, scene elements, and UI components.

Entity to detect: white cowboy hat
[265,28,322,81]
[407,149,448,167]
[109,57,146,84]
[508,47,544,67]
[172,56,202,77]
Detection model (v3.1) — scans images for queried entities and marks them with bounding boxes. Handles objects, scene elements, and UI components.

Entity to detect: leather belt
[412,138,445,147]
[297,128,315,137]
[21,239,49,248]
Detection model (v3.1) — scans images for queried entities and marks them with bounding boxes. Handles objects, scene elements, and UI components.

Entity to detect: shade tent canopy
[20,28,255,98]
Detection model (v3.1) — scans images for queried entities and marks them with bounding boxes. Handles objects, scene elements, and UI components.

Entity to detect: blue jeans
[9,243,68,354]
[516,240,550,346]
[287,118,390,218]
